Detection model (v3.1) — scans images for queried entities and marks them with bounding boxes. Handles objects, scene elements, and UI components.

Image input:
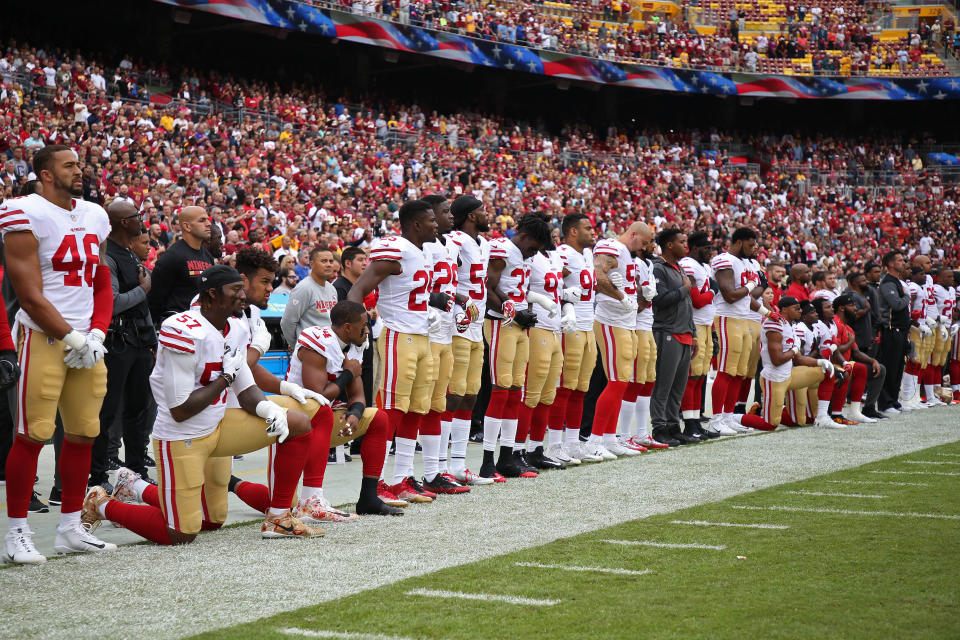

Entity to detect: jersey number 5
[52,234,100,287]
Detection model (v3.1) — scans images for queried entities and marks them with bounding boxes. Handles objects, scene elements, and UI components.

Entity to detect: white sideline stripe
[826,480,930,487]
[515,561,652,576]
[936,453,960,458]
[786,490,887,499]
[404,588,559,606]
[601,539,726,550]
[901,460,960,466]
[670,520,789,530]
[733,505,960,520]
[280,629,431,640]
[869,470,960,477]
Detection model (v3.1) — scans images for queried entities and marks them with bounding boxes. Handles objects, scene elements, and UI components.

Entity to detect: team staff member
[876,252,912,413]
[280,246,339,347]
[147,205,213,324]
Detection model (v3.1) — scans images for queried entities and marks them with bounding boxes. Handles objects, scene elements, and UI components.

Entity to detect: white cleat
[844,403,877,424]
[726,416,752,433]
[451,468,494,486]
[708,414,737,436]
[567,441,602,462]
[923,397,946,407]
[608,440,640,456]
[884,406,901,415]
[54,521,117,555]
[546,444,577,464]
[815,415,846,430]
[587,443,617,461]
[5,527,46,564]
[112,467,143,504]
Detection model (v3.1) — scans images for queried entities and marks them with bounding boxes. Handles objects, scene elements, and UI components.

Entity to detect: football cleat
[422,474,471,494]
[585,443,617,461]
[564,441,597,463]
[5,528,45,564]
[55,519,117,555]
[451,468,495,486]
[48,486,62,506]
[377,480,409,508]
[619,435,648,453]
[356,497,405,516]
[707,414,738,436]
[923,397,946,407]
[726,417,752,433]
[831,415,858,426]
[294,496,360,524]
[407,476,437,499]
[546,443,577,464]
[478,460,508,482]
[112,467,143,504]
[389,478,433,503]
[527,447,566,470]
[748,402,761,415]
[261,510,325,538]
[28,490,48,514]
[511,451,539,478]
[815,415,846,430]
[606,440,640,456]
[80,485,112,533]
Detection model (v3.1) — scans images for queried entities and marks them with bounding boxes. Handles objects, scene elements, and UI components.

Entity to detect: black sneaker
[478,459,499,479]
[652,428,680,447]
[422,474,470,495]
[228,475,242,493]
[863,407,888,420]
[327,449,337,463]
[494,451,524,478]
[141,474,157,486]
[28,491,48,513]
[48,486,62,506]
[469,431,484,443]
[527,446,565,470]
[512,451,539,477]
[143,453,156,468]
[107,456,123,472]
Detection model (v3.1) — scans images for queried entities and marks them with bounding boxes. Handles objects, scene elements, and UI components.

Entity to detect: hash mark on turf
[786,490,887,498]
[404,588,559,606]
[670,520,789,529]
[514,562,653,576]
[826,480,930,487]
[280,630,431,640]
[869,470,960,477]
[936,453,960,458]
[732,505,960,520]
[901,460,960,466]
[601,539,726,550]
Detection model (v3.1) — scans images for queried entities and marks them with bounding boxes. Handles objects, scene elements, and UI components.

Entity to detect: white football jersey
[921,275,938,321]
[228,305,265,409]
[634,257,654,332]
[934,284,956,324]
[286,325,363,408]
[528,251,563,331]
[151,310,255,441]
[760,315,795,382]
[0,193,110,333]
[423,237,460,344]
[794,322,817,357]
[710,252,755,320]
[448,230,487,342]
[369,235,430,335]
[743,258,765,322]
[487,237,530,319]
[556,244,594,331]
[679,256,715,327]
[593,238,637,330]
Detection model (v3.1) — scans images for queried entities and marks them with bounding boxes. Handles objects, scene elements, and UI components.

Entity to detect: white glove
[791,345,801,356]
[560,304,577,333]
[257,400,290,443]
[561,286,583,303]
[919,323,932,338]
[608,272,625,289]
[279,380,331,406]
[744,280,757,293]
[527,291,559,318]
[939,325,949,341]
[65,330,108,369]
[62,329,90,368]
[925,317,938,330]
[641,282,658,301]
[817,358,834,375]
[619,296,639,313]
[758,305,772,317]
[952,323,960,337]
[250,322,272,355]
[428,308,442,332]
[222,346,246,382]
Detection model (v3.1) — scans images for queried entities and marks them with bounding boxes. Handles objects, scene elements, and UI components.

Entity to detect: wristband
[346,402,365,421]
[333,369,355,394]
[219,371,235,386]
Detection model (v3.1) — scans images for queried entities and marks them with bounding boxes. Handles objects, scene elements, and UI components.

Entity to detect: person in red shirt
[766,261,786,308]
[784,263,811,301]
[830,295,882,424]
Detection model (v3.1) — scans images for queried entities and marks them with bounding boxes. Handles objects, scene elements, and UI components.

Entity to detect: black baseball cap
[198,265,243,293]
[778,296,800,310]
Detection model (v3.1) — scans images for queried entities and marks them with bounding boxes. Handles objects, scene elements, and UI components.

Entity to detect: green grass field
[193,443,960,640]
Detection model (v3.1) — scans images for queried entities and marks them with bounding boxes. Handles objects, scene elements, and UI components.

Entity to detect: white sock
[618,400,636,436]
[449,417,471,474]
[924,384,937,401]
[301,485,323,502]
[634,395,652,436]
[901,373,917,400]
[59,511,80,529]
[682,409,699,420]
[482,416,502,452]
[392,437,416,484]
[588,433,602,446]
[267,507,287,516]
[438,418,452,473]
[953,383,960,392]
[421,434,441,481]
[500,418,518,449]
[98,502,109,518]
[8,517,27,531]
[380,445,391,481]
[547,428,562,447]
[527,439,543,453]
[565,427,580,445]
[131,478,150,501]
[602,433,617,448]
[817,400,830,418]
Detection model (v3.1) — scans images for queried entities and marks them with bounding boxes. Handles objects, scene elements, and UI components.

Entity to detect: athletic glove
[791,345,801,356]
[758,271,769,291]
[561,286,583,303]
[0,350,21,390]
[527,291,558,318]
[560,304,577,333]
[817,358,834,375]
[500,300,516,325]
[744,280,757,293]
[924,317,938,330]
[250,322,272,355]
[66,329,108,369]
[939,324,949,341]
[641,281,658,301]
[428,292,454,312]
[428,308,443,333]
[62,329,90,369]
[619,295,639,313]
[279,380,330,406]
[257,400,290,443]
[952,323,960,337]
[513,308,538,330]
[608,272,626,289]
[455,302,481,333]
[919,323,932,338]
[222,345,246,382]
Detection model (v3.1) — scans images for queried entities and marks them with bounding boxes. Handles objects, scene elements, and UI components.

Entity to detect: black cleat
[684,419,716,440]
[422,474,470,495]
[495,452,524,478]
[356,497,404,516]
[512,451,539,477]
[863,408,888,420]
[48,486,62,506]
[228,475,242,493]
[28,490,48,514]
[478,460,500,479]
[106,456,124,472]
[527,446,565,470]
[652,428,680,447]
[143,452,156,468]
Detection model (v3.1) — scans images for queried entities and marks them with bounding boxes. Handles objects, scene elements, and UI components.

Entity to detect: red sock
[950,360,960,387]
[516,404,534,445]
[681,376,700,411]
[234,480,270,513]
[738,413,776,431]
[104,502,172,545]
[361,410,390,478]
[421,410,442,436]
[905,361,921,376]
[440,410,454,423]
[396,411,422,440]
[565,390,585,433]
[849,362,867,402]
[594,381,627,436]
[269,431,311,511]
[530,403,551,443]
[624,382,643,403]
[711,371,732,415]
[738,376,752,404]
[725,376,744,413]
[485,388,509,420]
[642,381,655,396]
[60,439,93,514]
[453,408,472,421]
[926,365,941,386]
[506,388,523,420]
[303,406,334,489]
[143,484,160,508]
[4,437,43,518]
[830,377,850,413]
[383,408,404,440]
[550,387,571,431]
[818,375,834,401]
[780,407,795,427]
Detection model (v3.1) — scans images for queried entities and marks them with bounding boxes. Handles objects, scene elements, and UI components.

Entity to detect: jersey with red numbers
[906,281,924,315]
[635,257,653,332]
[593,238,637,330]
[557,244,594,331]
[487,237,530,319]
[528,251,564,331]
[286,325,363,402]
[934,284,956,324]
[0,193,110,333]
[447,230,488,343]
[760,315,795,382]
[921,275,938,321]
[369,235,430,335]
[679,256,715,327]
[710,251,754,320]
[423,237,460,344]
[151,310,255,441]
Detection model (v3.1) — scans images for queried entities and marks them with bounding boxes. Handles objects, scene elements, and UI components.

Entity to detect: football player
[901,265,932,409]
[3,145,115,563]
[832,295,883,423]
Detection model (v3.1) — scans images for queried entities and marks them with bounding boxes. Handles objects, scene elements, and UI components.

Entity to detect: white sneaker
[587,443,617,461]
[815,415,846,430]
[5,527,46,564]
[607,440,640,456]
[726,416,752,433]
[54,521,117,555]
[451,468,495,486]
[112,467,143,504]
[708,414,737,436]
[844,403,877,424]
[923,397,946,407]
[546,444,577,464]
[884,406,901,414]
[567,441,602,462]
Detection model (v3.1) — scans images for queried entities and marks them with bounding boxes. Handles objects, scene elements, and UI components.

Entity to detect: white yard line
[869,470,960,477]
[901,460,960,466]
[405,588,559,606]
[786,490,887,498]
[514,561,652,576]
[825,480,930,487]
[936,453,960,458]
[2,408,958,640]
[280,630,432,640]
[602,539,727,550]
[732,505,960,520]
[669,520,789,529]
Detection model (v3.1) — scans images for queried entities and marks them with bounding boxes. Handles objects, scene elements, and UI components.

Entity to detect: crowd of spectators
[2,37,959,291]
